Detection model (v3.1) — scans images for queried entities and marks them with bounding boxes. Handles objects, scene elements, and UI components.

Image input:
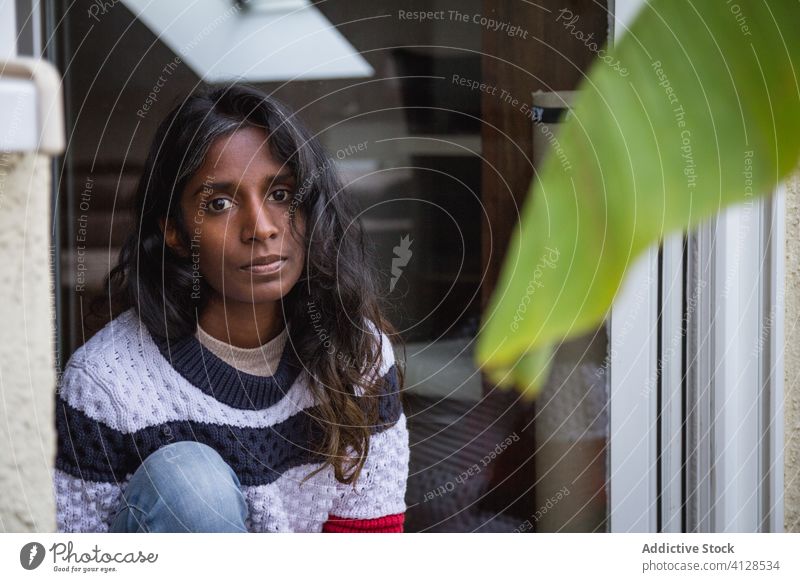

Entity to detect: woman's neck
[198,299,285,349]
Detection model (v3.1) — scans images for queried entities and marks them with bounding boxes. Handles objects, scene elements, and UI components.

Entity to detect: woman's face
[163,126,306,308]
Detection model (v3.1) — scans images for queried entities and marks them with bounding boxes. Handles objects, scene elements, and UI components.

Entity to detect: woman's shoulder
[357,320,403,416]
[64,308,142,370]
[362,318,398,380]
[58,309,147,410]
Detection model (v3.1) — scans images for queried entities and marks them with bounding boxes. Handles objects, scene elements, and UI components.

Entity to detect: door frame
[607,0,785,533]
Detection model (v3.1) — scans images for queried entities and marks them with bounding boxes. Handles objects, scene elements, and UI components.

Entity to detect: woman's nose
[241,199,279,242]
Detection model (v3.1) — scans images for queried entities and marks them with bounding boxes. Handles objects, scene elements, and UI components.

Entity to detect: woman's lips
[239,258,286,275]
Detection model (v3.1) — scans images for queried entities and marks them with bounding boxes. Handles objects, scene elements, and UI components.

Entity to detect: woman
[54,85,409,533]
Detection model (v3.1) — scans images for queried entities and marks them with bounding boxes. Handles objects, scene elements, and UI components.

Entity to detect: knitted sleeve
[53,361,127,533]
[323,328,410,533]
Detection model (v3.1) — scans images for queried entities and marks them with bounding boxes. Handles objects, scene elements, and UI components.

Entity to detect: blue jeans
[110,441,249,533]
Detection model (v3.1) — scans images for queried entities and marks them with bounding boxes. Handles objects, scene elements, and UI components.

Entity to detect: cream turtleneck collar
[195,322,288,376]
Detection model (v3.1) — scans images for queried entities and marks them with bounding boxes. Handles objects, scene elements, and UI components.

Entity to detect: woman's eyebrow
[264,172,295,187]
[193,181,232,198]
[191,173,295,198]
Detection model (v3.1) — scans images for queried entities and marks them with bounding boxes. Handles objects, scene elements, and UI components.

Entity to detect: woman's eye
[268,188,292,202]
[209,198,233,212]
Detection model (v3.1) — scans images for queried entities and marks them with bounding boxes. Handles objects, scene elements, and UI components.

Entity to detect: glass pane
[55,0,610,532]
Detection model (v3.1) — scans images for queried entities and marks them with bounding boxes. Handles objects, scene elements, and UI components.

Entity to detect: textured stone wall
[785,172,800,532]
[0,151,56,532]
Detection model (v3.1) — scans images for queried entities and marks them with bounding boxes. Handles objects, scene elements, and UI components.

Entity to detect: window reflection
[57,0,609,532]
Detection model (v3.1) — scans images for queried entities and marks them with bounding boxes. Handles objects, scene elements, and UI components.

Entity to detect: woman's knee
[115,440,248,532]
[143,441,232,477]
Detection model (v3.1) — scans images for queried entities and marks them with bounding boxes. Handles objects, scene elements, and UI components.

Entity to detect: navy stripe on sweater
[55,365,402,486]
[149,329,304,410]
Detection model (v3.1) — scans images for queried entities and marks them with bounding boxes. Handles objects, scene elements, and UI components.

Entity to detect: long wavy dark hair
[89,84,403,485]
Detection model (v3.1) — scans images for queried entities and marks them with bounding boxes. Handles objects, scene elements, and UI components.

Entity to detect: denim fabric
[110,441,248,533]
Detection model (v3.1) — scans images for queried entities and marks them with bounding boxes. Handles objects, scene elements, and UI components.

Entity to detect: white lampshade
[121,0,374,82]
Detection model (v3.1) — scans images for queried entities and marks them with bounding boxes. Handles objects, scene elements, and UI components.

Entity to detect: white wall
[784,172,800,532]
[0,151,57,532]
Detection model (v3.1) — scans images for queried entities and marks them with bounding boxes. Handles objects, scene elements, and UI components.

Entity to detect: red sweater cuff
[322,513,405,533]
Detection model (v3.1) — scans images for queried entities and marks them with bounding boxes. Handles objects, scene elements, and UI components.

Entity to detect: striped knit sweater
[54,308,409,533]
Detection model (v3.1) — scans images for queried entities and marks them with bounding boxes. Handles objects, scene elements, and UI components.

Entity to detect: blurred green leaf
[476,0,800,398]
